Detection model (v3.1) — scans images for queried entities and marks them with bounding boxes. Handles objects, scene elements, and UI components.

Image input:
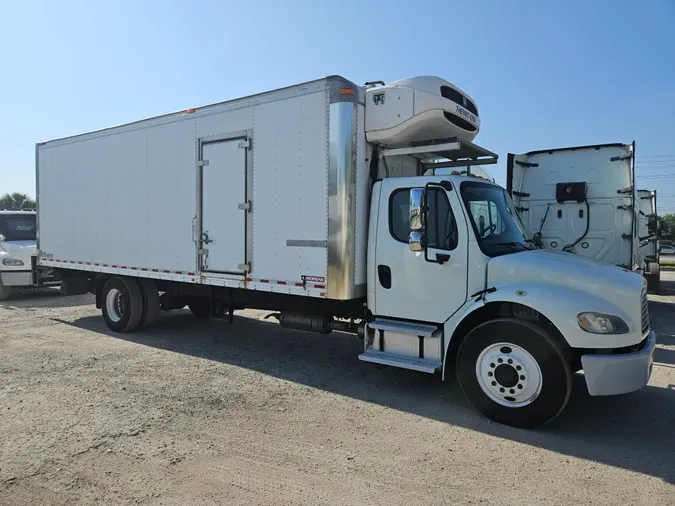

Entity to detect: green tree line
[0,192,36,209]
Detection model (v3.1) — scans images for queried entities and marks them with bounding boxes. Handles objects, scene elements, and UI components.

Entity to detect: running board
[358,350,442,373]
[368,318,440,337]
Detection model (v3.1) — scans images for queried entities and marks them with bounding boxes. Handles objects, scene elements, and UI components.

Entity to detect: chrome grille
[641,288,650,335]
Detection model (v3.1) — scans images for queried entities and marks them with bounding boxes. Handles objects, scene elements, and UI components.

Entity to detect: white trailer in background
[507,143,640,271]
[637,189,660,293]
[37,76,654,427]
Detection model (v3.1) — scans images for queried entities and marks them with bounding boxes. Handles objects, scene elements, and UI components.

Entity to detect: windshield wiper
[488,241,529,251]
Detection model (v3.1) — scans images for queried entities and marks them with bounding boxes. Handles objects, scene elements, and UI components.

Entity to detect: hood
[488,249,645,297]
[0,240,37,267]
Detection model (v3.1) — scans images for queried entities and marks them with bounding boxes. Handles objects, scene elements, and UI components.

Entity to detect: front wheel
[456,318,572,428]
[0,279,11,301]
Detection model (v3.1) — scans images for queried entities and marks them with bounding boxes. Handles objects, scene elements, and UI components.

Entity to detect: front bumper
[581,331,655,396]
[0,270,34,287]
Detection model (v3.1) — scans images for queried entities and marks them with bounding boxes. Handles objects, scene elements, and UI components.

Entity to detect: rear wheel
[456,318,572,428]
[101,277,143,332]
[0,279,11,301]
[138,279,161,328]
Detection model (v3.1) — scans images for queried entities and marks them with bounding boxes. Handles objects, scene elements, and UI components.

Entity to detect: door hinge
[238,138,251,150]
[622,234,632,240]
[617,204,633,211]
[238,263,251,272]
[198,160,209,167]
[199,248,209,255]
[238,201,252,211]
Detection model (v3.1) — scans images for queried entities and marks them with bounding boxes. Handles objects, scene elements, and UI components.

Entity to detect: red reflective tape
[152,268,158,272]
[141,268,148,271]
[103,264,108,267]
[85,262,91,265]
[295,282,304,287]
[112,265,118,268]
[130,266,137,270]
[260,279,269,283]
[94,263,100,266]
[314,284,325,289]
[77,261,83,264]
[245,277,253,282]
[120,266,127,269]
[277,281,287,285]
[187,272,195,276]
[163,270,171,273]
[174,271,181,274]
[70,260,75,264]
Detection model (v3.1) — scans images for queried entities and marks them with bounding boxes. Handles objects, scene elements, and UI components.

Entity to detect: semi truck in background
[507,143,639,267]
[36,76,654,427]
[637,189,661,293]
[0,209,58,300]
[506,143,663,293]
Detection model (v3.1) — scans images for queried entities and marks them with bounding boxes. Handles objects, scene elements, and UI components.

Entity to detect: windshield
[0,214,37,241]
[460,182,530,257]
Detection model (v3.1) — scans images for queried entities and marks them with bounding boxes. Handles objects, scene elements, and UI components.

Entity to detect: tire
[456,318,572,428]
[138,279,160,328]
[101,277,144,333]
[188,298,225,318]
[0,279,11,301]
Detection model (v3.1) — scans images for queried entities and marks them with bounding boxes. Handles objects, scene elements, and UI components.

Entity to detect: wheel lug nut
[497,358,503,363]
[520,375,525,380]
[507,359,513,364]
[491,381,497,386]
[516,365,522,371]
[490,363,495,368]
[488,372,493,377]
[517,384,523,389]
[510,389,515,394]
[499,388,505,393]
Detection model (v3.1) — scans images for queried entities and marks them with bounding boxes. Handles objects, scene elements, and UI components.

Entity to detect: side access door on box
[198,136,250,275]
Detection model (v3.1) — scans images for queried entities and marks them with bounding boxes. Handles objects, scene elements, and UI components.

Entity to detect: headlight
[577,312,629,334]
[2,258,24,266]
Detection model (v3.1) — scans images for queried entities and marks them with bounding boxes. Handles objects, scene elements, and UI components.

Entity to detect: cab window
[389,188,458,250]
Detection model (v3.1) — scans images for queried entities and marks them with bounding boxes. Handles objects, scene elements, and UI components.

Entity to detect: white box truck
[507,143,640,270]
[37,76,655,427]
[637,189,660,293]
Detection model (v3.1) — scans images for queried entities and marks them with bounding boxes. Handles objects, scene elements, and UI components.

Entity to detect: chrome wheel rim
[105,288,124,323]
[475,342,543,408]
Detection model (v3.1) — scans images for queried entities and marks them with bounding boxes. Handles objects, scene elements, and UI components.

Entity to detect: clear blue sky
[2,1,674,211]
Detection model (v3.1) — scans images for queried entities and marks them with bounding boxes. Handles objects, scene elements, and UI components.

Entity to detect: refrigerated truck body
[37,76,654,427]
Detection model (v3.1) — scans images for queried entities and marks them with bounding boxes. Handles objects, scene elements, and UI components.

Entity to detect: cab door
[373,178,469,323]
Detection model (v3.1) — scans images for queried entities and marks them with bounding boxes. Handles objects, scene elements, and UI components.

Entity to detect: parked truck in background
[637,189,661,293]
[0,209,58,300]
[507,143,641,270]
[36,76,655,427]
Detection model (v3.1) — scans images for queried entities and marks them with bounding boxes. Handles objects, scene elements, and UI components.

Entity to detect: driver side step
[359,317,443,373]
[359,350,442,373]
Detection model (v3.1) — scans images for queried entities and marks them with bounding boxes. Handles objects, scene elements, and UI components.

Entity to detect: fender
[441,282,641,379]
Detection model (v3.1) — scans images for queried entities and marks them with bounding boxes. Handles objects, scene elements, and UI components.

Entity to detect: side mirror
[409,188,425,231]
[409,231,426,252]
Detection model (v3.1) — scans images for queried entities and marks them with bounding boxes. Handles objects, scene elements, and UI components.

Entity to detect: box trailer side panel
[508,143,638,269]
[38,77,366,300]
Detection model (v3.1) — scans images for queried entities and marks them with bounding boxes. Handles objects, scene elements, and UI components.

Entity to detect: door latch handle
[202,232,213,244]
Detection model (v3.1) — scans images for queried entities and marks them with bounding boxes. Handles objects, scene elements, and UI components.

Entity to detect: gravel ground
[1,276,674,505]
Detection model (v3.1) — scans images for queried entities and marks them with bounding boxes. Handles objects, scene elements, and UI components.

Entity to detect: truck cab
[363,167,654,427]
[0,210,39,300]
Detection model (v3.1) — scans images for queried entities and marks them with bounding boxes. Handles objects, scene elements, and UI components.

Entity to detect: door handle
[377,265,392,289]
